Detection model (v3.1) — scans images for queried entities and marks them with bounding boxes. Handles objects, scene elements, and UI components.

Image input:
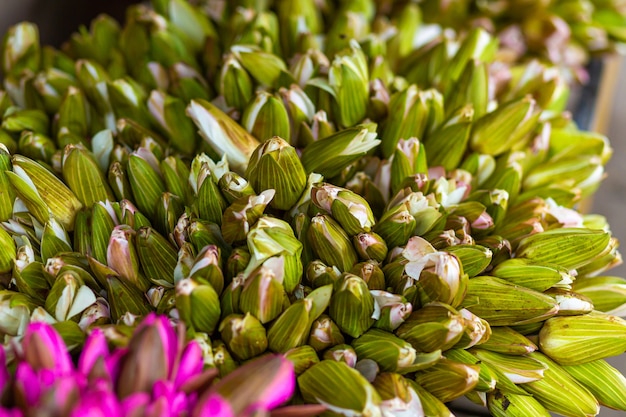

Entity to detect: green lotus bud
[571,276,626,316]
[221,190,275,244]
[126,151,166,220]
[397,302,467,352]
[487,392,551,417]
[285,345,320,375]
[479,326,537,355]
[279,84,316,147]
[354,329,442,374]
[516,227,612,271]
[219,313,268,361]
[329,273,375,338]
[40,218,72,263]
[44,270,96,322]
[147,90,198,155]
[562,359,626,411]
[241,91,290,142]
[106,78,150,127]
[135,226,177,288]
[389,138,428,195]
[106,225,147,292]
[368,291,412,332]
[539,312,626,365]
[371,372,425,416]
[9,154,83,230]
[187,219,230,259]
[120,199,151,230]
[107,161,133,201]
[103,273,151,322]
[372,205,416,250]
[220,274,244,318]
[187,99,260,174]
[463,276,559,326]
[189,245,224,295]
[219,53,253,110]
[324,344,358,368]
[161,156,193,205]
[239,263,287,323]
[18,131,56,163]
[268,284,332,353]
[2,22,40,77]
[231,44,287,88]
[444,348,496,393]
[218,171,255,204]
[245,137,306,211]
[311,183,375,236]
[523,352,599,417]
[277,0,322,57]
[415,359,480,403]
[444,244,492,278]
[299,360,382,415]
[470,96,539,156]
[308,214,358,273]
[225,248,250,281]
[212,340,238,377]
[244,217,303,293]
[308,314,345,352]
[350,261,385,291]
[0,227,16,275]
[424,107,473,172]
[176,278,221,334]
[326,39,369,127]
[353,232,388,263]
[300,123,380,178]
[61,144,114,207]
[471,348,547,385]
[544,288,594,316]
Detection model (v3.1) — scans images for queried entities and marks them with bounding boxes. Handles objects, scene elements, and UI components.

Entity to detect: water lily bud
[284,345,320,376]
[370,291,413,332]
[324,344,358,368]
[239,264,287,323]
[299,361,382,416]
[176,278,221,335]
[136,226,177,288]
[221,190,275,244]
[241,91,290,142]
[219,313,268,361]
[188,245,224,295]
[311,183,376,236]
[353,232,388,263]
[219,53,253,111]
[329,273,375,338]
[308,214,358,273]
[415,359,480,403]
[44,270,97,322]
[396,302,467,352]
[373,373,425,417]
[308,314,345,352]
[245,137,306,210]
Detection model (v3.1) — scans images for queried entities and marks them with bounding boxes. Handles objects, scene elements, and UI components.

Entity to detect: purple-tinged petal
[0,348,9,395]
[194,395,234,417]
[106,348,127,383]
[69,389,121,417]
[152,380,189,416]
[22,322,73,375]
[38,376,80,416]
[121,392,150,416]
[198,355,295,416]
[14,363,42,406]
[173,341,203,389]
[78,328,110,378]
[0,408,23,417]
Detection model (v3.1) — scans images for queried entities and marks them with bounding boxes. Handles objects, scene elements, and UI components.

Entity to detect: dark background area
[0,0,137,47]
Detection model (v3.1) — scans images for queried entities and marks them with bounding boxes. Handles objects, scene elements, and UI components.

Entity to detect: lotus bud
[245,137,306,211]
[186,99,260,175]
[311,183,375,236]
[396,302,467,352]
[349,261,385,291]
[324,344,358,368]
[239,263,287,323]
[353,232,388,263]
[299,360,382,416]
[373,373,425,417]
[105,275,152,322]
[225,248,250,282]
[300,123,380,179]
[219,313,268,361]
[231,45,287,88]
[218,172,255,204]
[308,314,345,352]
[523,352,599,417]
[329,273,375,338]
[308,214,358,272]
[370,291,412,332]
[188,245,224,295]
[241,91,290,142]
[176,278,220,335]
[279,84,316,147]
[415,359,480,403]
[284,345,320,376]
[135,226,177,288]
[221,190,275,244]
[487,391,551,417]
[40,218,72,263]
[219,53,253,111]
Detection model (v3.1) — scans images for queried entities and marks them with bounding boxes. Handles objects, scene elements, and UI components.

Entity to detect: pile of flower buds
[0,0,625,416]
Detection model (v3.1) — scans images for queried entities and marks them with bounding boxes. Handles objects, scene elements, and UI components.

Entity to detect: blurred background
[0,1,624,415]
